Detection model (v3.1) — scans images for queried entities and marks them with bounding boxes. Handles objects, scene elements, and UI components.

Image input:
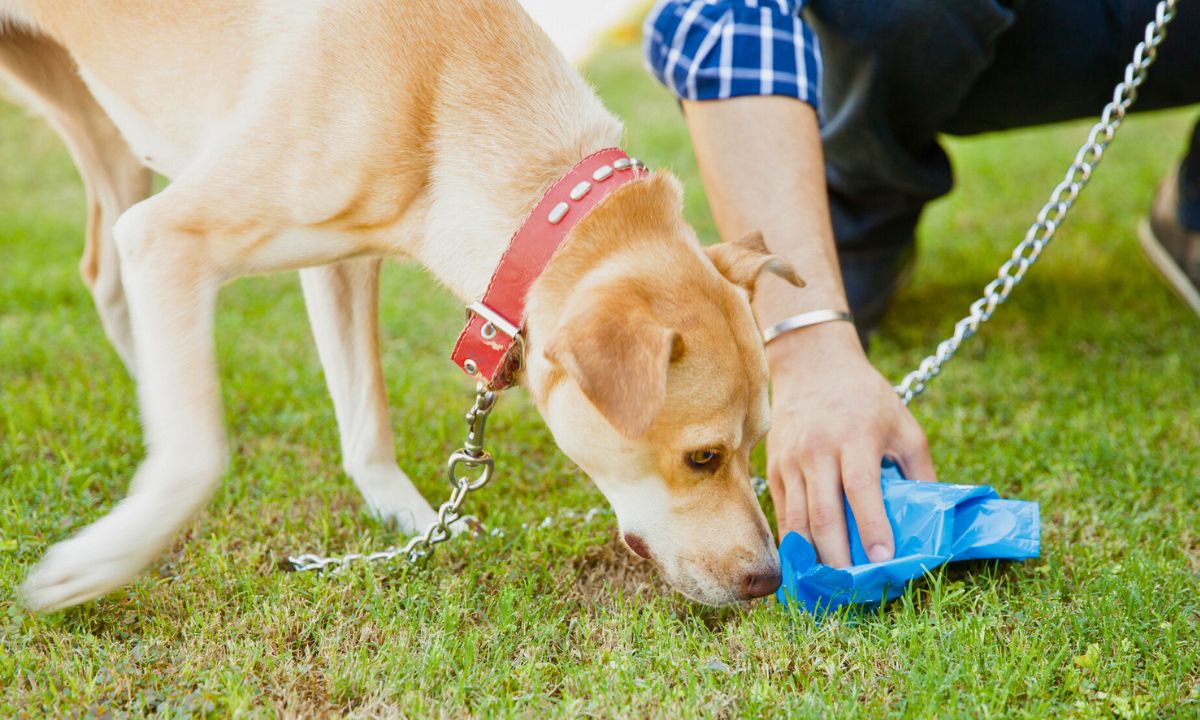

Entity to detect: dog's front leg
[300,260,437,534]
[18,161,373,611]
[20,186,234,612]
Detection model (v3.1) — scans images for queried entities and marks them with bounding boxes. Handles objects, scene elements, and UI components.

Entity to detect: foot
[1138,168,1200,317]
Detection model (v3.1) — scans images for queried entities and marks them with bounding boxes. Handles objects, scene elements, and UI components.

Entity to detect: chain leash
[290,0,1177,571]
[894,0,1177,404]
[288,383,497,573]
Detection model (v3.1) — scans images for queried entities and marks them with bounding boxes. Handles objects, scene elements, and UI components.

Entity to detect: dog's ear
[544,303,680,439]
[705,231,805,294]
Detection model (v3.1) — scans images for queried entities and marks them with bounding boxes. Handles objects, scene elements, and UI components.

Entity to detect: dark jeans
[804,0,1200,322]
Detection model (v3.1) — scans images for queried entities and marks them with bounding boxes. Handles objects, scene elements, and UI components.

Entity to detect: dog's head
[525,172,802,605]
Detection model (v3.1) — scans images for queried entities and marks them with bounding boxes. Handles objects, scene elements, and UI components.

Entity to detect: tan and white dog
[1,0,803,611]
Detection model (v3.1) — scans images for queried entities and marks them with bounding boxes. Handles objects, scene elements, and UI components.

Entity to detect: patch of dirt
[563,530,670,603]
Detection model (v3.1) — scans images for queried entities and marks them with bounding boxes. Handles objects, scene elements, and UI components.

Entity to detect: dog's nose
[739,567,782,600]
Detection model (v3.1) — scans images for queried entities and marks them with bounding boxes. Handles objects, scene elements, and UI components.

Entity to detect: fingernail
[867,544,893,563]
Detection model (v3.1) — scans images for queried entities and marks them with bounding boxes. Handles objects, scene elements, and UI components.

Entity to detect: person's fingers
[804,455,851,568]
[772,459,810,542]
[895,417,937,482]
[766,460,788,541]
[841,443,894,564]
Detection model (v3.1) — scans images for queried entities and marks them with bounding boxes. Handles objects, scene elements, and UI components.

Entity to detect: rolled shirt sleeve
[643,0,822,109]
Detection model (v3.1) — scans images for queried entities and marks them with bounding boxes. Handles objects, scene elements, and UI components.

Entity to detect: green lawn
[3,28,1199,718]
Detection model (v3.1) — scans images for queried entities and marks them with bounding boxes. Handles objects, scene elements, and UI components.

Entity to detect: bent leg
[0,27,151,374]
[300,260,438,533]
[961,2,1200,292]
[948,0,1200,133]
[805,0,1200,331]
[804,0,1021,334]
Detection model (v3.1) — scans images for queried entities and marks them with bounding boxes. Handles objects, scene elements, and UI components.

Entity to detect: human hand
[764,321,936,568]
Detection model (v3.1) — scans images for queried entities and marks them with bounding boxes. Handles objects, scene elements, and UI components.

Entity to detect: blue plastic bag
[776,461,1040,614]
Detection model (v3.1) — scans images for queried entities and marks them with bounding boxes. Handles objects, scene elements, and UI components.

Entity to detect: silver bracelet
[761,309,855,345]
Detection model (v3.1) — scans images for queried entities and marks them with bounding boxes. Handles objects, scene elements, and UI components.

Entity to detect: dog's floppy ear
[544,302,680,439]
[705,231,805,294]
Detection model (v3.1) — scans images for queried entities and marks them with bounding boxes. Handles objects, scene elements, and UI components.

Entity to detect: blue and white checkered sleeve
[643,0,821,109]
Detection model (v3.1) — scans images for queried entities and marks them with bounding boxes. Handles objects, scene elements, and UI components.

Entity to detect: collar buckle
[466,301,521,341]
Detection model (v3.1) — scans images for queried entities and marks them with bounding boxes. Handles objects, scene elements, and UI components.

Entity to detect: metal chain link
[893,0,1178,405]
[290,0,1178,571]
[288,383,497,573]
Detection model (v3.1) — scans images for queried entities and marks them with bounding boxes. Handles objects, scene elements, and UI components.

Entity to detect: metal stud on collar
[548,202,570,225]
[548,156,647,224]
[570,181,592,200]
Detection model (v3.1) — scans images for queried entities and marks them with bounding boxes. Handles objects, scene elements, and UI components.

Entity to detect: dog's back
[11,3,588,160]
[5,1,618,247]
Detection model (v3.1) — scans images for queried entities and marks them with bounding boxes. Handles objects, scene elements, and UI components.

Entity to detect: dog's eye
[686,449,719,469]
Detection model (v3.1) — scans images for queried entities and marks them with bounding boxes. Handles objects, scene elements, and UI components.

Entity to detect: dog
[1,0,803,611]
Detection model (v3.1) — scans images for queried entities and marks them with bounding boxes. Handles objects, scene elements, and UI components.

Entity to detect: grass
[2,24,1199,719]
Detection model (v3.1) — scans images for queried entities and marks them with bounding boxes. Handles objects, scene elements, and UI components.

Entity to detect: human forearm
[682,96,859,354]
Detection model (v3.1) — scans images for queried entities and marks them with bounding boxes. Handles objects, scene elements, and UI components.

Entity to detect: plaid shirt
[643,0,822,110]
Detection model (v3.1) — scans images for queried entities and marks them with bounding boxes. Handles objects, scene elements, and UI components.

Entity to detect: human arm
[644,0,937,567]
[683,96,936,567]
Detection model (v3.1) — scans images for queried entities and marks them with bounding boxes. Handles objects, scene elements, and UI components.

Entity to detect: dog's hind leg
[300,259,438,534]
[0,26,151,375]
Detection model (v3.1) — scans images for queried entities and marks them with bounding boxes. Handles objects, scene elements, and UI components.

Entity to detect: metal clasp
[446,383,496,491]
[463,384,495,457]
[447,449,494,491]
[466,301,521,341]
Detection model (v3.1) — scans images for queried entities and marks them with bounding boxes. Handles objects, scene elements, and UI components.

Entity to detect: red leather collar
[451,148,648,389]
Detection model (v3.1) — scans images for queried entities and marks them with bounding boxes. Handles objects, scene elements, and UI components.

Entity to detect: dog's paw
[21,540,129,613]
[352,465,441,535]
[21,496,168,613]
[370,499,442,536]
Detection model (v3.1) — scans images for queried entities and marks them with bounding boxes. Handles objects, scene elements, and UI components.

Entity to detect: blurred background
[521,0,646,63]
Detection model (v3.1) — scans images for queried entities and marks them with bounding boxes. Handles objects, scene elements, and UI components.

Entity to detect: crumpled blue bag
[776,461,1040,614]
